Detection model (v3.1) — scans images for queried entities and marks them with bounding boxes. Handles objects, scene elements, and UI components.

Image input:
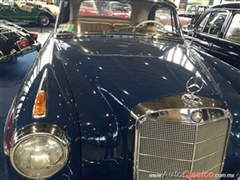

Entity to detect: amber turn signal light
[33,90,46,115]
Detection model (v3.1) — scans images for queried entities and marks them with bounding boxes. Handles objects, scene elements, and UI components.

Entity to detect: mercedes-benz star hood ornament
[181,76,204,107]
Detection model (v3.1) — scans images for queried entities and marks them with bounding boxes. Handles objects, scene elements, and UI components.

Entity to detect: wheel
[132,20,166,32]
[38,14,50,27]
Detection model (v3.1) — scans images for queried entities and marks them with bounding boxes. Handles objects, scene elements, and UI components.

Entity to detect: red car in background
[103,1,131,18]
[79,1,98,15]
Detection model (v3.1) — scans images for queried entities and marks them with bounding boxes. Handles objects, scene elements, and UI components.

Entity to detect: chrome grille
[134,108,231,180]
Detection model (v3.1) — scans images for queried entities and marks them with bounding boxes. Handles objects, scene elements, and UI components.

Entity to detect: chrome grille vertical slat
[134,107,231,180]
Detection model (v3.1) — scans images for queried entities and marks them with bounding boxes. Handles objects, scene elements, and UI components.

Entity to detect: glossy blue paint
[194,49,240,175]
[182,4,240,70]
[5,32,240,179]
[3,0,240,177]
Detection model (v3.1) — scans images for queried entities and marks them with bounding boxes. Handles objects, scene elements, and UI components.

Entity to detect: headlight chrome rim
[9,123,70,179]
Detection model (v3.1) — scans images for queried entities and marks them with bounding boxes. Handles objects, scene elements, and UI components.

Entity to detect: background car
[2,0,240,179]
[25,0,59,17]
[0,20,41,63]
[179,4,209,25]
[102,1,131,18]
[182,3,240,69]
[0,0,56,26]
[79,0,98,15]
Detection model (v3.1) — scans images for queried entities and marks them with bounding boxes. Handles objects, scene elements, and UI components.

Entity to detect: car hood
[56,36,221,105]
[55,35,223,135]
[54,36,224,178]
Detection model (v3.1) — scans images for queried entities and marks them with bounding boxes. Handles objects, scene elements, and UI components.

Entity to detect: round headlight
[9,124,69,179]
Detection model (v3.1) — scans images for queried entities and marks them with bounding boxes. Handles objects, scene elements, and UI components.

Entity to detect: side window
[187,6,196,13]
[196,13,210,33]
[196,11,228,35]
[155,8,177,33]
[198,7,205,13]
[225,14,240,43]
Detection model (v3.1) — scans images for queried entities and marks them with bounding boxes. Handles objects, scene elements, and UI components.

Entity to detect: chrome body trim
[10,123,69,147]
[133,94,232,180]
[9,123,70,179]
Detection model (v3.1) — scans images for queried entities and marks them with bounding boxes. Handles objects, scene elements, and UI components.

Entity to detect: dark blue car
[182,3,240,69]
[2,0,240,179]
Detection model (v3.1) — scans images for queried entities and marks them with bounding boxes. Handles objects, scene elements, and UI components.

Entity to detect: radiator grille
[135,114,230,180]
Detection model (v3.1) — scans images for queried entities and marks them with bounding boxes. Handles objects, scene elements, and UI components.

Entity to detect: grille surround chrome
[132,94,231,180]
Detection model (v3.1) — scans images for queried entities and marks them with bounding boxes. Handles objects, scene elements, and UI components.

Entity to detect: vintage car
[102,1,131,18]
[79,0,98,15]
[0,0,56,26]
[182,3,240,69]
[179,4,209,25]
[25,0,59,17]
[3,0,240,179]
[0,20,41,63]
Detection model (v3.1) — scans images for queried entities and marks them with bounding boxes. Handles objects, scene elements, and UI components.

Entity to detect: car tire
[38,14,50,27]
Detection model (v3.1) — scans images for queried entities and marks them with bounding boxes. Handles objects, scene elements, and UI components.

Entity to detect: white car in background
[25,0,59,17]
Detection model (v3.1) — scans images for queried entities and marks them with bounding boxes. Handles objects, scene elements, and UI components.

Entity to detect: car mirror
[187,24,194,30]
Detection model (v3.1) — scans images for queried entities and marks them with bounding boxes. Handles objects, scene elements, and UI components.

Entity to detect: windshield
[56,0,181,36]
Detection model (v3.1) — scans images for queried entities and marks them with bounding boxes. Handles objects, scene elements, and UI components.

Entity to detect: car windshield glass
[79,1,131,18]
[196,11,228,35]
[198,7,206,13]
[56,0,180,36]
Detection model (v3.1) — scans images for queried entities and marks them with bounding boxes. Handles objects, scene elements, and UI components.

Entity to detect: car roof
[210,2,240,9]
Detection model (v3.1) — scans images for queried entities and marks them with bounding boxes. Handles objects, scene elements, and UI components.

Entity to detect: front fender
[196,49,240,95]
[3,37,81,179]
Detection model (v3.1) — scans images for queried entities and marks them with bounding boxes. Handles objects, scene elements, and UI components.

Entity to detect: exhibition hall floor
[0,32,50,180]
